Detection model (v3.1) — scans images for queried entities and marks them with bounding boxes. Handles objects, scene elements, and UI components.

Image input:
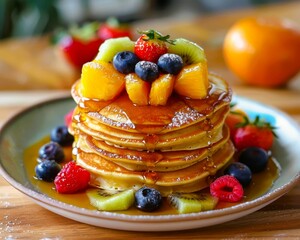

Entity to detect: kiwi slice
[95,37,135,63]
[86,188,135,211]
[168,38,206,65]
[167,192,218,214]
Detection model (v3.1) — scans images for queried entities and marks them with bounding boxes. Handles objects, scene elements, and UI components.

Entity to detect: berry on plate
[238,147,269,173]
[35,160,61,182]
[38,142,65,163]
[210,175,244,202]
[224,162,252,187]
[134,30,174,62]
[51,125,74,146]
[54,161,90,193]
[233,115,276,151]
[225,104,248,140]
[64,109,74,127]
[135,187,162,212]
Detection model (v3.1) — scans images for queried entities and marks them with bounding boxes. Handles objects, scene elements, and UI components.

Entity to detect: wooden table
[0,2,300,239]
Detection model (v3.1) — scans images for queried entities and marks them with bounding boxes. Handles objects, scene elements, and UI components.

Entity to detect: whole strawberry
[54,161,90,193]
[225,104,248,140]
[134,30,174,62]
[233,116,276,151]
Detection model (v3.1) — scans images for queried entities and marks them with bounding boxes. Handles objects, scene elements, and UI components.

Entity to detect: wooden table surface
[0,2,300,239]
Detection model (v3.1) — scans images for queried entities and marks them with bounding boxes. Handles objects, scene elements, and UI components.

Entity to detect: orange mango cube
[125,73,150,105]
[149,74,175,106]
[174,62,209,99]
[81,60,125,101]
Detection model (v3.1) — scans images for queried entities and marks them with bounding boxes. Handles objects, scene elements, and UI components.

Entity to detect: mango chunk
[174,62,209,99]
[149,74,175,106]
[81,60,125,101]
[125,73,150,105]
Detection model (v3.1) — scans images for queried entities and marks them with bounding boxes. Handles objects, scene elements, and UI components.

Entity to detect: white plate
[0,96,299,231]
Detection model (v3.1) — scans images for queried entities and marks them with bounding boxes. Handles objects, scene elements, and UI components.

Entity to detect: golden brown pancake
[70,73,234,195]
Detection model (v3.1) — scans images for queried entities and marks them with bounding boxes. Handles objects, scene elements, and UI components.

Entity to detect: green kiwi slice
[86,188,135,211]
[95,37,135,63]
[168,38,206,65]
[167,192,218,214]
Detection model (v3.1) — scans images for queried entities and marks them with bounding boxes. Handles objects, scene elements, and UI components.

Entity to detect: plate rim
[0,95,299,224]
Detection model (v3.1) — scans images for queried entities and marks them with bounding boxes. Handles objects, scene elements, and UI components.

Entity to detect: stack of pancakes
[70,74,234,196]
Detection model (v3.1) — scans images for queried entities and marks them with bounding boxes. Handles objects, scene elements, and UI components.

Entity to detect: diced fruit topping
[87,188,135,211]
[238,147,269,173]
[233,115,276,151]
[224,162,252,187]
[174,62,209,99]
[125,73,150,105]
[38,142,65,163]
[168,193,218,214]
[168,38,206,65]
[81,60,125,100]
[135,61,159,82]
[149,74,175,106]
[95,37,135,62]
[134,30,173,63]
[135,187,162,212]
[50,125,74,146]
[35,160,61,182]
[210,175,244,202]
[54,161,90,194]
[157,53,183,75]
[113,51,140,74]
[97,17,132,41]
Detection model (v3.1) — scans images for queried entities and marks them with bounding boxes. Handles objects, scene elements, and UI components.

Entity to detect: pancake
[70,73,234,195]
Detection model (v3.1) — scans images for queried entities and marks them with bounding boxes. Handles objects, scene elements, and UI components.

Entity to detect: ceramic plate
[0,96,299,232]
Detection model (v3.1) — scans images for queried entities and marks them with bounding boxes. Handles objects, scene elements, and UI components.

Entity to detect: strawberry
[233,115,276,151]
[97,17,132,41]
[210,175,244,202]
[58,22,104,69]
[64,109,74,127]
[134,30,174,62]
[225,104,248,140]
[54,161,90,194]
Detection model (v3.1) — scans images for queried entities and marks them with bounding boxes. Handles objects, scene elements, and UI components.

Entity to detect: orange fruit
[223,17,300,88]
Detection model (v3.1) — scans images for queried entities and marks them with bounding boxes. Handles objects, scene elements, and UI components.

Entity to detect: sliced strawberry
[134,30,174,62]
[233,116,276,151]
[210,175,244,202]
[54,161,90,194]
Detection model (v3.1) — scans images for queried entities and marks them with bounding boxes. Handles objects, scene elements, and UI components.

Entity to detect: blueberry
[224,162,252,187]
[238,147,269,173]
[135,61,159,82]
[135,187,162,212]
[38,142,65,163]
[35,160,61,182]
[113,51,140,74]
[50,125,74,146]
[157,53,183,75]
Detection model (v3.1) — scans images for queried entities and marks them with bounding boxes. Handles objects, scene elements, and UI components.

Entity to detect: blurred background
[0,0,296,39]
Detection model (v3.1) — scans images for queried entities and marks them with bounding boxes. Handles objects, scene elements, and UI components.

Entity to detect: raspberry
[54,161,90,193]
[210,175,244,202]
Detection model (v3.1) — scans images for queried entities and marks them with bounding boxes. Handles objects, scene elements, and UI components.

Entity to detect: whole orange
[223,17,300,87]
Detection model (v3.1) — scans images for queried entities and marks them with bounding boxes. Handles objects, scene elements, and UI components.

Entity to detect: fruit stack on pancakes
[69,30,234,196]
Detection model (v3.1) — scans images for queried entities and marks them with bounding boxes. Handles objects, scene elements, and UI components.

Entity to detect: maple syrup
[24,136,280,215]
